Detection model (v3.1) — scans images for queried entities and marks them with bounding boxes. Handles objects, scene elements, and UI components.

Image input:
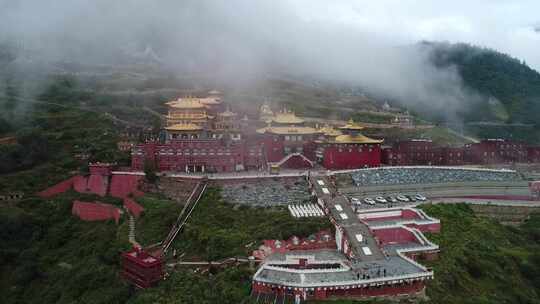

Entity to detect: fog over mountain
[1,0,539,121]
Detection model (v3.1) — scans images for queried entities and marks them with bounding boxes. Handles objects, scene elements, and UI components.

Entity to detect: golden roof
[166,113,209,119]
[167,97,207,109]
[165,123,203,131]
[318,125,342,137]
[198,97,222,105]
[272,111,305,124]
[339,119,365,130]
[256,126,320,135]
[218,110,237,117]
[332,134,383,144]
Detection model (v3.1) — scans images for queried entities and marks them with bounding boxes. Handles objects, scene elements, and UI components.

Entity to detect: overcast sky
[294,0,540,70]
[0,0,538,121]
[1,0,538,69]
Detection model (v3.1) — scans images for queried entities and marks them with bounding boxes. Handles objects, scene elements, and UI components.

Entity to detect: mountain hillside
[425,42,540,124]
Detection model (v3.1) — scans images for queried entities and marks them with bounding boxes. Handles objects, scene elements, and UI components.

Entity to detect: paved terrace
[255,249,429,288]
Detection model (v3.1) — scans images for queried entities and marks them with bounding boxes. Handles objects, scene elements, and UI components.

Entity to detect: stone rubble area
[220,178,312,206]
[348,167,522,186]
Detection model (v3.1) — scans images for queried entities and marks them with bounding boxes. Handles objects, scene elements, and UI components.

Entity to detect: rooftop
[256,126,320,135]
[250,177,439,289]
[339,119,366,131]
[164,123,203,131]
[166,97,207,109]
[332,134,384,144]
[271,111,305,125]
[318,125,342,137]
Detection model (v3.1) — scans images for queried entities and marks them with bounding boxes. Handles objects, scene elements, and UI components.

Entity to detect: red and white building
[251,177,440,302]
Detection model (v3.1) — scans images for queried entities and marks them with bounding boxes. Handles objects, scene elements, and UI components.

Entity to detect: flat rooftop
[252,177,439,288]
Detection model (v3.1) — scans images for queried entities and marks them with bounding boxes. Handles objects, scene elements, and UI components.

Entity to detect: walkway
[309,176,384,262]
[127,213,140,247]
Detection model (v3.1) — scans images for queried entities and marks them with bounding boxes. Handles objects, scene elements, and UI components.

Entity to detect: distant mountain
[422,42,540,124]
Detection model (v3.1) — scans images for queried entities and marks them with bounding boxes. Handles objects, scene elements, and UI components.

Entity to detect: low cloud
[0,0,536,122]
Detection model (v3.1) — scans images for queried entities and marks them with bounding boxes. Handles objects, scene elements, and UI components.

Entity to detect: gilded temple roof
[332,134,383,144]
[167,97,207,109]
[164,123,203,131]
[339,119,365,130]
[318,125,342,137]
[271,111,305,124]
[256,126,320,135]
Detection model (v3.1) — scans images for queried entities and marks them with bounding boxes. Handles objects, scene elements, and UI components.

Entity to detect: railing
[262,264,351,274]
[254,270,433,288]
[161,181,208,255]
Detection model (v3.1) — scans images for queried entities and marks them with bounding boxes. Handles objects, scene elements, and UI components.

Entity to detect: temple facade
[316,120,383,170]
[131,93,384,173]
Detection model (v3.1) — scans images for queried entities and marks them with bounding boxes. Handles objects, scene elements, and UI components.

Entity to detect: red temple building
[382,139,435,166]
[131,94,384,173]
[121,247,164,289]
[251,177,440,302]
[256,110,320,168]
[131,92,540,173]
[464,139,528,164]
[382,138,540,166]
[315,120,383,170]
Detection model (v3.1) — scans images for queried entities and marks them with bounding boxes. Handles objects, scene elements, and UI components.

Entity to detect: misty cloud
[0,0,538,122]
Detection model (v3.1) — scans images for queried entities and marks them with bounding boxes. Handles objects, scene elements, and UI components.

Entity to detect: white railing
[263,264,351,274]
[331,165,517,175]
[254,270,434,288]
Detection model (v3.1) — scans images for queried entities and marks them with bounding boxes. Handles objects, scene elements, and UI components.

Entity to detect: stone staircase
[127,213,139,247]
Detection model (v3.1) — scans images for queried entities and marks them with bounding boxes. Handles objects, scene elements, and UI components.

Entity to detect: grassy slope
[310,204,540,304]
[1,186,331,304]
[3,185,540,304]
[421,203,540,304]
[0,192,133,304]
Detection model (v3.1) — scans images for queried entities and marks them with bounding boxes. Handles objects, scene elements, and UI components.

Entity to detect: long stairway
[128,214,140,247]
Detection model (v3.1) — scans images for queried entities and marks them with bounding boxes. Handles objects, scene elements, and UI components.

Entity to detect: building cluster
[131,91,383,173]
[251,177,440,302]
[383,138,540,166]
[130,91,540,174]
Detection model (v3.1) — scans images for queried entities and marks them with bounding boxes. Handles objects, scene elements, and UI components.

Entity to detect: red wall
[252,281,426,300]
[263,135,285,162]
[322,144,381,170]
[406,222,441,233]
[373,227,419,245]
[72,201,121,224]
[110,175,144,198]
[132,140,252,172]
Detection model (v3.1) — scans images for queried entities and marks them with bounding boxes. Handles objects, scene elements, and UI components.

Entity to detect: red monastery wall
[322,144,381,170]
[72,200,121,224]
[372,227,419,245]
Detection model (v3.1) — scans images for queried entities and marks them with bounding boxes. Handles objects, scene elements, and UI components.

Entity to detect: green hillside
[425,42,540,124]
